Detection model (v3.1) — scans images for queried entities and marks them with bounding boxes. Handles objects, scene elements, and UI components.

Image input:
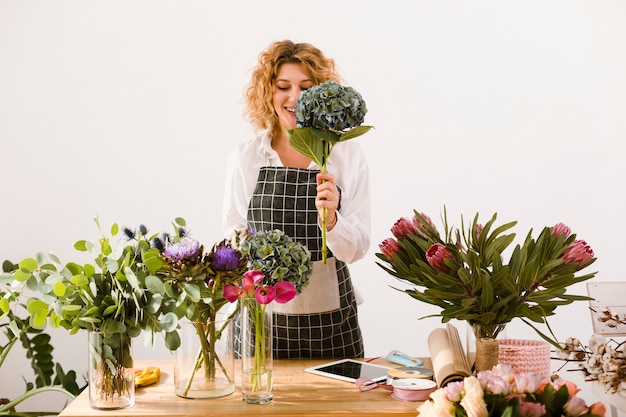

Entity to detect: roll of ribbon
[387,366,433,383]
[355,377,436,402]
[390,378,436,401]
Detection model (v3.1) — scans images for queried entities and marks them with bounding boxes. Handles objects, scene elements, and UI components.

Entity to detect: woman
[223,40,371,358]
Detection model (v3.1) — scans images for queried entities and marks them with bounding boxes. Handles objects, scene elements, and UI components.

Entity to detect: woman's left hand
[316,172,339,231]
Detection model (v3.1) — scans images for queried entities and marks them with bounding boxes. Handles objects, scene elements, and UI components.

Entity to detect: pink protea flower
[561,240,594,267]
[426,243,454,272]
[474,223,484,240]
[412,212,438,237]
[379,238,401,260]
[391,217,419,238]
[552,222,572,238]
[273,281,296,304]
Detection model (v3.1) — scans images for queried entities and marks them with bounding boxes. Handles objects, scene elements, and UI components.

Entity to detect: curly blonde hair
[244,40,341,140]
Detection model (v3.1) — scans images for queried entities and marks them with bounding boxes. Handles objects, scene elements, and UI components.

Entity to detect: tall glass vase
[240,297,273,404]
[174,316,235,399]
[88,331,134,410]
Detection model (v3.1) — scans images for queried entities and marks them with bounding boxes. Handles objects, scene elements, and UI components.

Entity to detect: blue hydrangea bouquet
[287,81,373,263]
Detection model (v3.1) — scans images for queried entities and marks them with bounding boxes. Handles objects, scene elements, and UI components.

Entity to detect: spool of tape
[387,366,433,383]
[390,378,437,402]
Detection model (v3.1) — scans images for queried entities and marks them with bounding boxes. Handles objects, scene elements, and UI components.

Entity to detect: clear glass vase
[88,331,135,410]
[240,297,273,404]
[174,316,235,399]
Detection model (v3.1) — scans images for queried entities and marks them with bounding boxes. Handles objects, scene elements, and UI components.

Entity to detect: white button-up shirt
[222,131,371,264]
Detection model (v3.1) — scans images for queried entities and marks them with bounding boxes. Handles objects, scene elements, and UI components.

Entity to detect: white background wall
[1,1,625,414]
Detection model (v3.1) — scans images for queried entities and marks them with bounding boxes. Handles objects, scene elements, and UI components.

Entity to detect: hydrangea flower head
[295,81,367,132]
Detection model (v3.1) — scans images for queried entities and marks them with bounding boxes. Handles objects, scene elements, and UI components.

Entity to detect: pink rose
[426,243,454,272]
[589,401,606,417]
[564,395,589,416]
[379,238,401,260]
[514,373,545,394]
[391,217,419,238]
[443,380,464,402]
[552,222,572,237]
[561,240,594,267]
[518,399,546,417]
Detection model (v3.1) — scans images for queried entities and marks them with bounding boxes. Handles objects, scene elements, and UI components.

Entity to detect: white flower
[460,376,488,417]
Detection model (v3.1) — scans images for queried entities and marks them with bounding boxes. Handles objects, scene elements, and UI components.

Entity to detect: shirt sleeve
[222,140,260,236]
[324,142,372,264]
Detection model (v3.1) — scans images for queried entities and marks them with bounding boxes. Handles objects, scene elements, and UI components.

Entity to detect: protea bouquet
[153,218,246,398]
[377,209,597,347]
[287,80,373,263]
[418,364,606,417]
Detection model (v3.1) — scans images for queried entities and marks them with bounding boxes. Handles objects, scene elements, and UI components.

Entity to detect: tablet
[304,359,391,383]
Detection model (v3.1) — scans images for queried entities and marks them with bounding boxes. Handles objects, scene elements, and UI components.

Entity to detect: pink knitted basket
[498,339,551,379]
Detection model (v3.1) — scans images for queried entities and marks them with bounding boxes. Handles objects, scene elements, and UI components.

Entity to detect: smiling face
[272,63,315,131]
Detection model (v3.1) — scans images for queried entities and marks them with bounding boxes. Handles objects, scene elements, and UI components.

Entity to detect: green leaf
[74,240,87,251]
[287,127,337,167]
[145,275,166,296]
[184,283,201,302]
[338,125,374,141]
[52,281,66,297]
[164,329,181,350]
[19,258,39,273]
[160,312,178,332]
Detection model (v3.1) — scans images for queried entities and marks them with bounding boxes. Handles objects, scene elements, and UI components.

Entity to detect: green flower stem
[248,302,267,392]
[0,386,74,413]
[182,315,234,397]
[320,140,331,264]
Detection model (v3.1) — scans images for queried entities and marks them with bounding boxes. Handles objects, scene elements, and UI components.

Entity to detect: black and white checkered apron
[246,166,364,359]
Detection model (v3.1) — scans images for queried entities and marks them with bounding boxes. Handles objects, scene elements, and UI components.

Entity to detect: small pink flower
[254,285,276,304]
[242,270,264,296]
[426,243,454,272]
[391,217,419,238]
[518,399,546,417]
[589,401,606,417]
[474,223,484,240]
[379,238,401,260]
[561,240,594,267]
[564,395,588,416]
[514,373,545,394]
[561,379,581,399]
[443,380,464,402]
[485,375,511,395]
[222,284,242,303]
[412,212,438,237]
[552,222,572,237]
[274,281,296,304]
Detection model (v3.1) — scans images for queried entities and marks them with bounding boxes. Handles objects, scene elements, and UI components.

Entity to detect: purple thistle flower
[164,236,201,261]
[212,247,241,271]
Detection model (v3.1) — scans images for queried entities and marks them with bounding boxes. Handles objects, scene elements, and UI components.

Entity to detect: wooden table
[59,358,428,417]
